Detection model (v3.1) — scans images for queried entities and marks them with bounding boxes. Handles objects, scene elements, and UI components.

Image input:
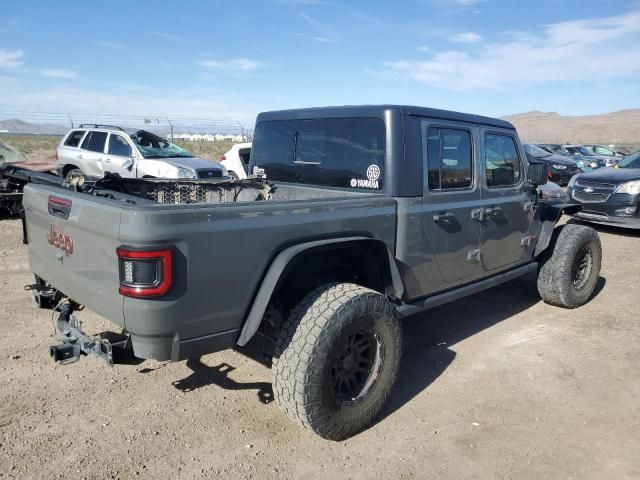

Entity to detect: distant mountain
[502,109,640,146]
[0,118,68,135]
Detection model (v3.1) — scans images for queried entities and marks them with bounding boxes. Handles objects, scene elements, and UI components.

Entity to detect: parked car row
[536,143,623,169]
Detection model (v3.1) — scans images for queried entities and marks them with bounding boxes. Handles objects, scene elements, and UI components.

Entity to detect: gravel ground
[0,217,638,479]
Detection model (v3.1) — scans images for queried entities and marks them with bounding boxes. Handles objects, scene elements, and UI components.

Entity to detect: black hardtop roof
[256,105,515,130]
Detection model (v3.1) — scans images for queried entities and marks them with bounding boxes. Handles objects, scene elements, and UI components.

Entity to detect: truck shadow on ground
[376,271,605,426]
[166,272,605,432]
[171,358,274,404]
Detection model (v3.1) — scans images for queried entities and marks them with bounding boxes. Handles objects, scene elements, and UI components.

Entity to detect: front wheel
[537,224,602,308]
[65,168,84,184]
[272,283,402,440]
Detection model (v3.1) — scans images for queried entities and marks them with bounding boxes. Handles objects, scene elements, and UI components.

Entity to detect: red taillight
[48,196,72,207]
[54,151,59,161]
[117,247,173,298]
[219,155,226,161]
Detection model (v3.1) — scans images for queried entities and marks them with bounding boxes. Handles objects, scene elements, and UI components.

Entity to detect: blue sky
[1,0,639,122]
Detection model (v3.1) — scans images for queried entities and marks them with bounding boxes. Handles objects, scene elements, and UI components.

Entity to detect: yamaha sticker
[350,164,381,189]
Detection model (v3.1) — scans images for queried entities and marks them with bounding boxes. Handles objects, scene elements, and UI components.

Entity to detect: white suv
[56,125,228,180]
[219,142,251,179]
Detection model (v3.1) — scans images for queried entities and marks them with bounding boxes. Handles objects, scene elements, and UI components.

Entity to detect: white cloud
[99,41,124,49]
[450,31,482,43]
[0,49,23,69]
[290,32,333,43]
[0,77,258,121]
[151,31,184,42]
[417,45,431,52]
[376,9,640,91]
[39,68,79,79]
[198,58,262,71]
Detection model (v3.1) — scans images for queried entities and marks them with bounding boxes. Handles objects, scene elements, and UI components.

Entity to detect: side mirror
[123,159,134,170]
[526,161,548,188]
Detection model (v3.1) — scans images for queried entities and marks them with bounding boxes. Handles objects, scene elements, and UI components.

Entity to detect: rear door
[479,129,535,271]
[79,130,108,177]
[104,133,136,178]
[421,121,483,284]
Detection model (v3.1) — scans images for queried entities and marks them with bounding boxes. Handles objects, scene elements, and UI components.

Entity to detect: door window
[108,134,132,157]
[426,127,473,190]
[81,131,108,153]
[484,134,521,187]
[64,130,86,147]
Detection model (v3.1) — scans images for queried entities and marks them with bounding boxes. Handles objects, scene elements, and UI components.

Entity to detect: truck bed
[23,180,397,360]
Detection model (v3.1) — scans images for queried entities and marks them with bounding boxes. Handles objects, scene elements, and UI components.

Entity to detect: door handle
[78,154,83,160]
[433,212,455,222]
[104,158,111,163]
[485,206,503,217]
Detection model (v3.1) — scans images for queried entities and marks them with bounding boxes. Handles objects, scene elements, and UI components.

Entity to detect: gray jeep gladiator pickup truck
[21,105,602,440]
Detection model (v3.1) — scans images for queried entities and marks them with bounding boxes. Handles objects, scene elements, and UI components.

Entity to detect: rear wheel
[272,283,402,440]
[537,224,602,308]
[228,171,239,180]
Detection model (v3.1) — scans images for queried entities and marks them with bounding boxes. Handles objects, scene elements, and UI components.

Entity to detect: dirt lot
[0,217,638,479]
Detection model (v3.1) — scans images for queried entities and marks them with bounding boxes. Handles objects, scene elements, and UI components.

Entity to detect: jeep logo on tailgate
[48,224,74,255]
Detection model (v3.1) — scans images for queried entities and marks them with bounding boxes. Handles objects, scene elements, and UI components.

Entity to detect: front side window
[252,118,385,189]
[64,130,86,148]
[108,134,132,157]
[81,131,108,153]
[427,127,473,190]
[484,134,521,187]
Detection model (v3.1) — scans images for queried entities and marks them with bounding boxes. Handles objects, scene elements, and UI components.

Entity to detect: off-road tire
[272,283,402,440]
[537,224,602,308]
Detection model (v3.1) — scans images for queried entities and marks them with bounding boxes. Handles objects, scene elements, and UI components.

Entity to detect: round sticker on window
[367,164,381,181]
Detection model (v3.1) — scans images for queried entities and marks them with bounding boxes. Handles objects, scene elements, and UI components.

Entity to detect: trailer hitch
[50,303,130,366]
[25,279,63,310]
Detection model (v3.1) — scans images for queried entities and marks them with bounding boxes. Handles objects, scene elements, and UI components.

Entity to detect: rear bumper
[131,328,240,361]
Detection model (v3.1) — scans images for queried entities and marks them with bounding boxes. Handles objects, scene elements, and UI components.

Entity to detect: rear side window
[484,134,522,187]
[64,130,86,147]
[81,131,108,153]
[426,127,473,190]
[252,118,385,189]
[108,134,132,157]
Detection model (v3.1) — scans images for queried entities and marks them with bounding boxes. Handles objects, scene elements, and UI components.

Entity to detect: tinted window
[427,127,473,190]
[64,130,86,147]
[252,118,385,189]
[81,131,107,153]
[239,148,251,166]
[485,134,521,187]
[108,134,132,157]
[594,146,613,156]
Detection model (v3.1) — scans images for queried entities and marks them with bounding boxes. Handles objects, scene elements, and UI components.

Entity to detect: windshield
[130,130,193,159]
[524,144,551,158]
[573,146,595,156]
[617,151,640,169]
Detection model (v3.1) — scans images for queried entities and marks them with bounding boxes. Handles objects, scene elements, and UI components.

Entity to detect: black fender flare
[534,203,582,257]
[236,236,404,346]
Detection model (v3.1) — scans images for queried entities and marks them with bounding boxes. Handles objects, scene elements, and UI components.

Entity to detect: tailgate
[23,183,124,326]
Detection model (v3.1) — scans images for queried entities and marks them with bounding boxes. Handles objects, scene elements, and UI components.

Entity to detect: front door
[421,122,483,284]
[479,129,535,271]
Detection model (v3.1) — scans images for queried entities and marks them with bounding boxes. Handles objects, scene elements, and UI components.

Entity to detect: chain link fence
[0,111,254,142]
